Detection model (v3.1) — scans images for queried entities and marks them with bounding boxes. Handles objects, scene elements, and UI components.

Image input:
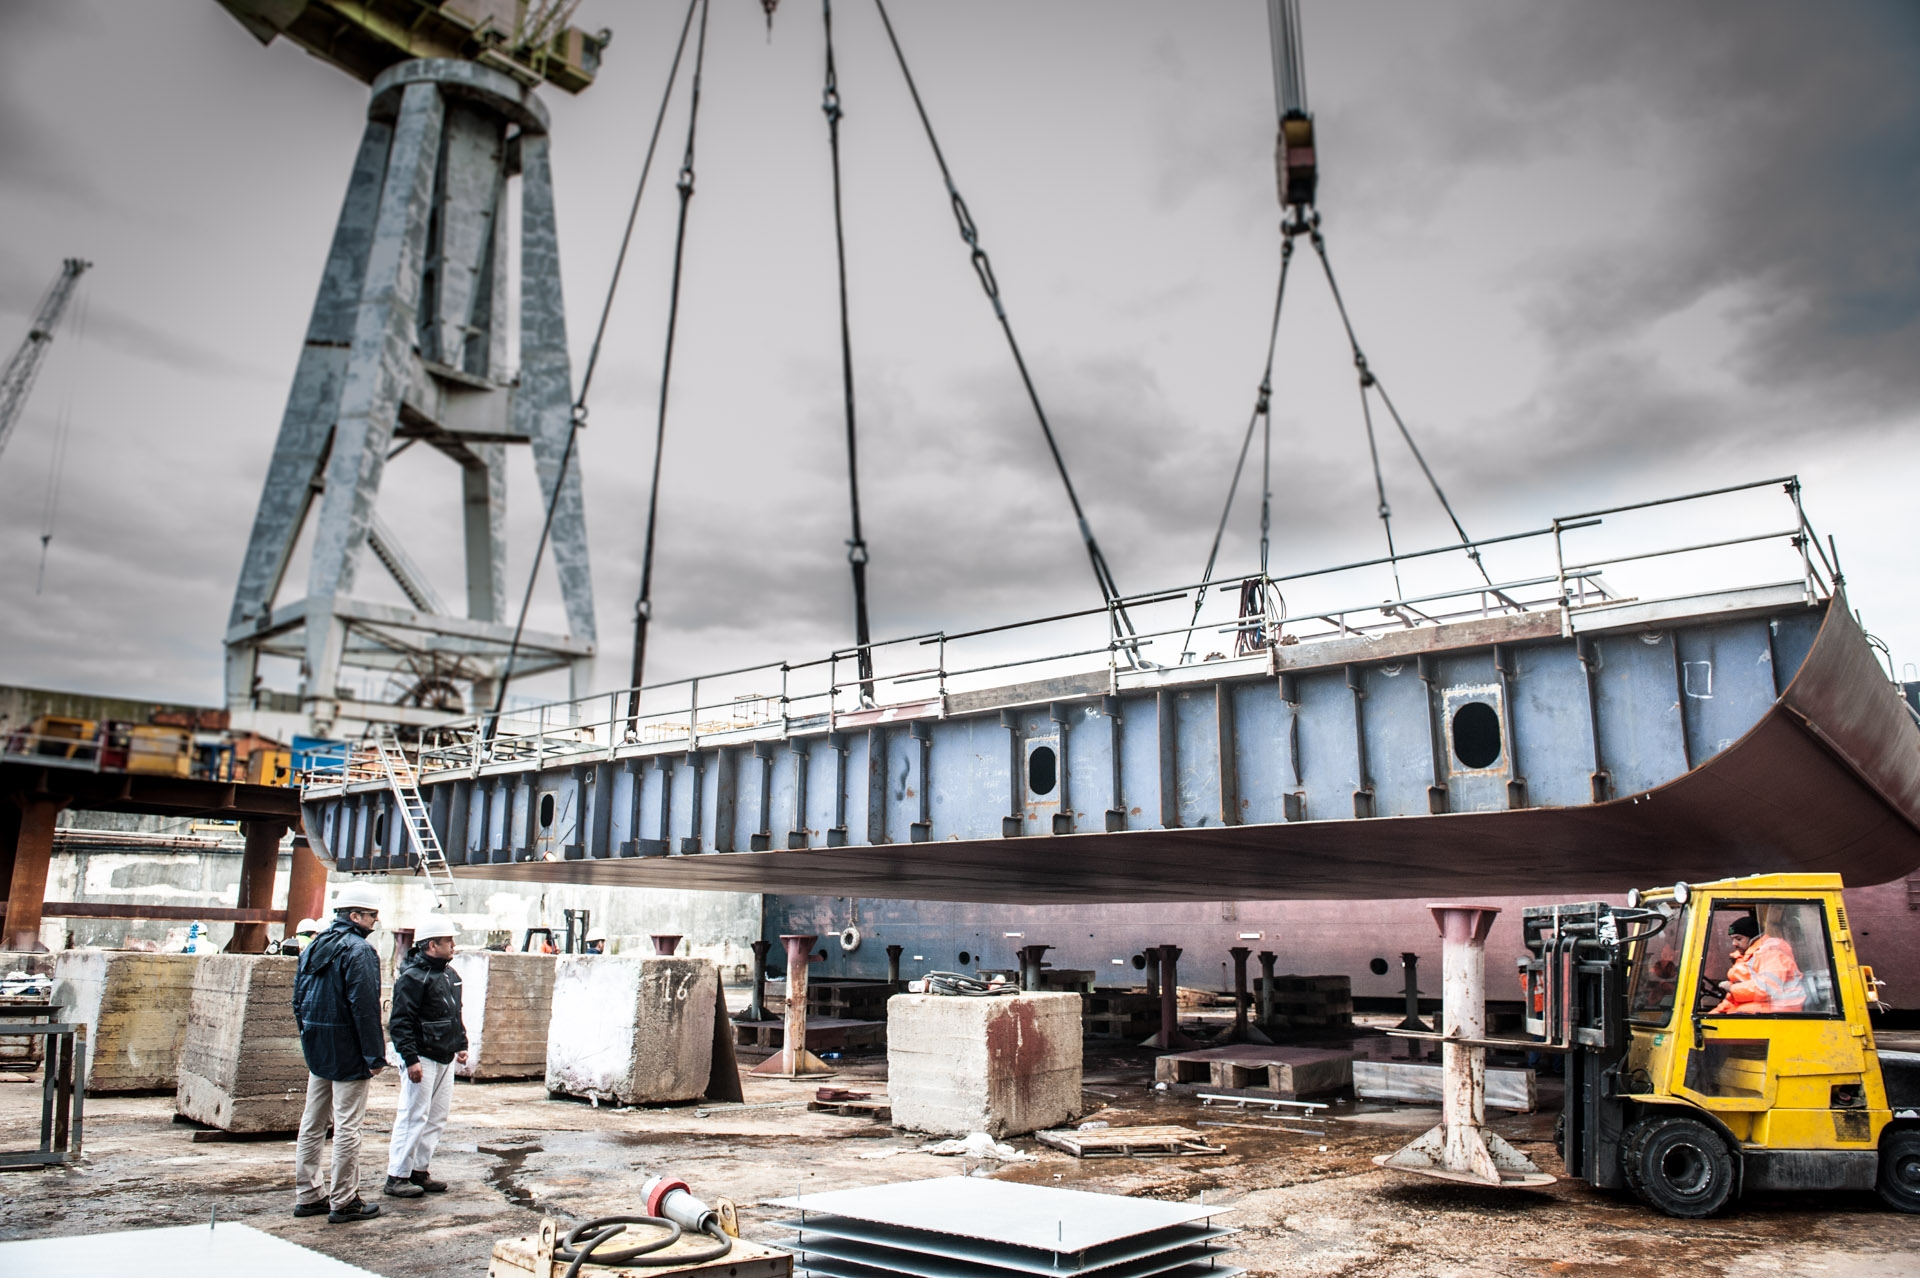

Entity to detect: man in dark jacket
[292,883,387,1224]
[384,915,469,1198]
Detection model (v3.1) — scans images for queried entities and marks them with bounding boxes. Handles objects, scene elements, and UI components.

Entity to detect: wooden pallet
[1035,1124,1225,1158]
[1154,1044,1353,1097]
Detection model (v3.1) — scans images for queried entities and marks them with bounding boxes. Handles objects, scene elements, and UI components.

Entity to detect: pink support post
[1375,904,1551,1188]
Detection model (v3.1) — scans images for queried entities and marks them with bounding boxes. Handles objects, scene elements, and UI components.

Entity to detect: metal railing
[317,475,1836,786]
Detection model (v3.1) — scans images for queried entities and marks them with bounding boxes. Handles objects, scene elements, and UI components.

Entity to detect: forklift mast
[1520,901,1672,1189]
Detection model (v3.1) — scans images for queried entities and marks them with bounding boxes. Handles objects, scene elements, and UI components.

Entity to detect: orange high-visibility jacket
[1712,935,1807,1014]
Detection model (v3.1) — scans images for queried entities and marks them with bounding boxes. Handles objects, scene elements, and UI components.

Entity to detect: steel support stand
[1224,946,1273,1044]
[1017,943,1053,992]
[1142,945,1198,1049]
[1397,950,1430,1031]
[740,938,772,1022]
[1143,946,1161,999]
[650,933,683,956]
[1375,905,1552,1188]
[751,934,833,1077]
[1256,950,1278,1029]
[884,943,904,990]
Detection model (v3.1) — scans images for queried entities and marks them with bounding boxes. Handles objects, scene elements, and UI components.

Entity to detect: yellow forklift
[1522,873,1920,1216]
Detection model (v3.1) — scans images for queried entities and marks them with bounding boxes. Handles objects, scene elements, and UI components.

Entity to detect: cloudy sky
[1,0,1916,712]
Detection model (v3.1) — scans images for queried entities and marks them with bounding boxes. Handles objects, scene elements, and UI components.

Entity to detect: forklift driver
[1710,911,1807,1014]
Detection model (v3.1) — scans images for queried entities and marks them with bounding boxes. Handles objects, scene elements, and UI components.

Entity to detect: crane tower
[0,258,90,467]
[219,1,607,735]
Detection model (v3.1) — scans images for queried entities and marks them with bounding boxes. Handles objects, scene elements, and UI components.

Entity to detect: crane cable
[1308,223,1495,597]
[628,0,714,726]
[488,0,703,738]
[1178,228,1295,663]
[871,0,1138,649]
[821,0,877,706]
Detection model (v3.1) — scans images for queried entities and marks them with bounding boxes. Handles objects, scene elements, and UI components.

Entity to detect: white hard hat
[585,927,607,944]
[331,882,384,912]
[414,917,458,943]
[295,919,323,935]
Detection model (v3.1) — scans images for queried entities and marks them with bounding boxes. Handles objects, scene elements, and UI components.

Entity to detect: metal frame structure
[225,59,595,736]
[295,478,1920,903]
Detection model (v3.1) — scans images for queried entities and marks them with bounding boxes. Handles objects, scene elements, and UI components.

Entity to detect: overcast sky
[1,1,1916,710]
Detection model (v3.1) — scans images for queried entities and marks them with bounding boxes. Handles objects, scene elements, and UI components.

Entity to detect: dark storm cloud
[1464,3,1920,436]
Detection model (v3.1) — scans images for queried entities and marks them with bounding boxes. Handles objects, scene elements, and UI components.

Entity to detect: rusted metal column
[229,819,288,953]
[743,939,772,1021]
[1143,946,1161,998]
[650,933,683,955]
[1018,943,1052,991]
[1229,946,1252,1035]
[1257,950,1277,1026]
[1397,950,1430,1032]
[1150,944,1196,1049]
[4,797,66,951]
[752,933,832,1077]
[884,943,904,989]
[1376,904,1550,1188]
[282,834,328,936]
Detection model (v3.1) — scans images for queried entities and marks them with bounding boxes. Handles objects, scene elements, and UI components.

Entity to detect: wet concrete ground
[2,1043,1916,1278]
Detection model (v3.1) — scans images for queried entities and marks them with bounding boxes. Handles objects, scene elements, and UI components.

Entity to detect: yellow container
[127,724,192,777]
[246,749,292,786]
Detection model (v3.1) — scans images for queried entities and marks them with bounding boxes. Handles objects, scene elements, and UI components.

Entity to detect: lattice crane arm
[0,257,90,466]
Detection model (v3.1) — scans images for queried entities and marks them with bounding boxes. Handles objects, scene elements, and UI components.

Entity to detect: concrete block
[887,991,1082,1139]
[175,955,306,1132]
[545,955,717,1105]
[52,950,200,1092]
[453,951,556,1080]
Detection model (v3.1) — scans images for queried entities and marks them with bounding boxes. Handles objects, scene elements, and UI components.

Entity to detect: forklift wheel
[1622,1115,1734,1218]
[1880,1129,1920,1214]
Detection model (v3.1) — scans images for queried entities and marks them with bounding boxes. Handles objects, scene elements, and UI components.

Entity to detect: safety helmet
[414,917,458,943]
[585,927,608,944]
[331,882,384,913]
[294,919,323,936]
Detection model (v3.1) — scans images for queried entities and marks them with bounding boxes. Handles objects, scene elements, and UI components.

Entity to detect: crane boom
[0,257,90,466]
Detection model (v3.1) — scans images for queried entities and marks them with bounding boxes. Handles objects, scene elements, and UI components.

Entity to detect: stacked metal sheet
[769,1177,1239,1278]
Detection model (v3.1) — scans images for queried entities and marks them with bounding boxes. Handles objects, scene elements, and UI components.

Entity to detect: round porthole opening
[957,950,972,967]
[1027,745,1058,797]
[539,792,556,828]
[1369,956,1390,976]
[1131,953,1148,971]
[1450,701,1503,770]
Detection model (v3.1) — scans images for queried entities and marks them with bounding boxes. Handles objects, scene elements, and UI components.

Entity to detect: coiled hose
[921,971,1017,997]
[554,1215,731,1278]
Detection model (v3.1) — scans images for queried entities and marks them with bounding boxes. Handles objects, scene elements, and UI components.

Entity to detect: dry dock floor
[3,1045,1917,1277]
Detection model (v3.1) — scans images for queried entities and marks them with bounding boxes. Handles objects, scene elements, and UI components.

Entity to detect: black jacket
[292,918,386,1081]
[388,946,469,1066]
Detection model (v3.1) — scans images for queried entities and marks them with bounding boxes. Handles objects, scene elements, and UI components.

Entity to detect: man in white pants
[384,916,468,1198]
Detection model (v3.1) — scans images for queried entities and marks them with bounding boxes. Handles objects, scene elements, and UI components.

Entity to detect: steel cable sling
[630,0,716,726]
[870,0,1139,650]
[821,0,878,705]
[488,0,705,739]
[1179,231,1296,663]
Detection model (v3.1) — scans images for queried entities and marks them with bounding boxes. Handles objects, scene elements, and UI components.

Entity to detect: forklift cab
[1523,873,1920,1218]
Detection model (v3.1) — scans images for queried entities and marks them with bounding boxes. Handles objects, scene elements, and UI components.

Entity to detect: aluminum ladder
[372,735,455,909]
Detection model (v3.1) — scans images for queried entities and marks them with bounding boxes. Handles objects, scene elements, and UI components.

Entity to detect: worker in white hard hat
[584,927,607,955]
[291,881,387,1224]
[384,915,468,1199]
[279,919,323,955]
